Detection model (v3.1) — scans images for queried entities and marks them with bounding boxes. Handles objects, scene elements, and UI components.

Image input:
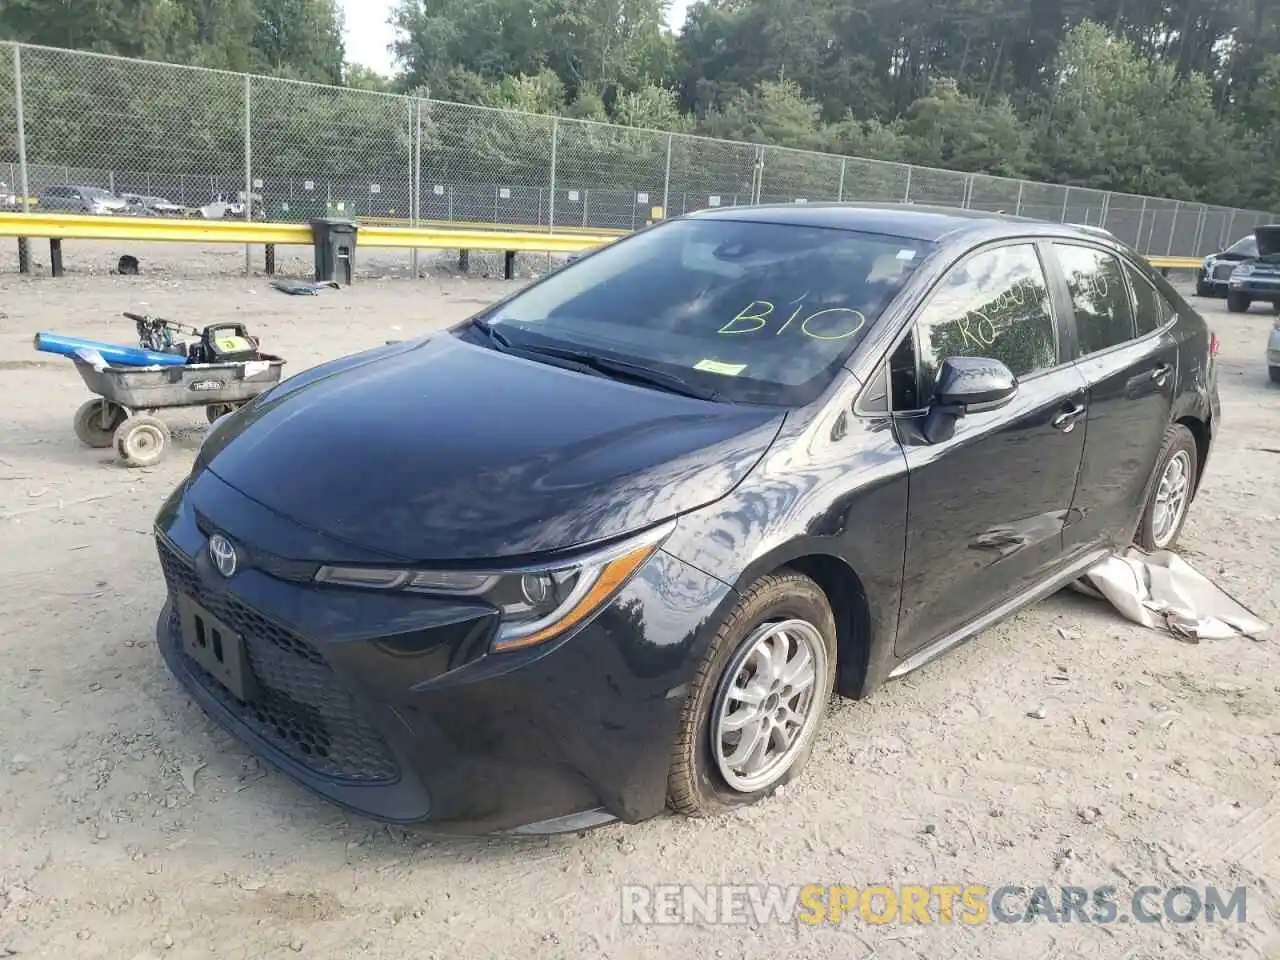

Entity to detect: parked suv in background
[152,204,1221,835]
[1226,226,1280,313]
[1198,235,1258,297]
[37,185,128,215]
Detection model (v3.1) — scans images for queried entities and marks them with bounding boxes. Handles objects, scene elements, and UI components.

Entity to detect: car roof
[686,201,1059,242]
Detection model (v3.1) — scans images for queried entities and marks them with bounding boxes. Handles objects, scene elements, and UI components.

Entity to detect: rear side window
[1051,244,1135,355]
[1125,264,1176,336]
[912,243,1059,403]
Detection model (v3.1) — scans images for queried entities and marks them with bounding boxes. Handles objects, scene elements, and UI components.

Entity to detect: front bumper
[1228,276,1280,299]
[153,470,733,834]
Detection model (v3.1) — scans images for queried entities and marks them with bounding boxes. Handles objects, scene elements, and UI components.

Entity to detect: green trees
[0,0,345,83]
[4,0,1280,211]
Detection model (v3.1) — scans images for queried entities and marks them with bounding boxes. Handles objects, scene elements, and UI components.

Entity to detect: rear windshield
[475,218,933,405]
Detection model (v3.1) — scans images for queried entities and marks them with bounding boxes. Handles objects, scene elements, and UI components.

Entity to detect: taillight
[1209,332,1220,356]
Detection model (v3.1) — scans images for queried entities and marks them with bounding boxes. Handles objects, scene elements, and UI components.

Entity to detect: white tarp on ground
[1073,548,1269,642]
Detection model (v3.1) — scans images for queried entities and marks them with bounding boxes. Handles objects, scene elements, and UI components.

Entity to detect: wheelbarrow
[70,354,286,467]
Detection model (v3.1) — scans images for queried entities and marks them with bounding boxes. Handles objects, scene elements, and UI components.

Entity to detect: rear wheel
[73,399,127,448]
[1135,425,1198,552]
[1226,291,1252,313]
[667,572,837,817]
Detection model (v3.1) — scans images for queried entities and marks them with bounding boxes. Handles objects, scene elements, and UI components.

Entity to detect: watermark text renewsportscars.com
[620,884,1248,926]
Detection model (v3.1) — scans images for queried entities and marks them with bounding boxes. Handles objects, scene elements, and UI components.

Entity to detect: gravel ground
[0,240,1277,960]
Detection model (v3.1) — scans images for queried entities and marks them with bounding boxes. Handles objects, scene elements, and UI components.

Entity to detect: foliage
[4,0,1280,211]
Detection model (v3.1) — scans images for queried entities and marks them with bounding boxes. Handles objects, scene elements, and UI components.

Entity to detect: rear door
[1045,242,1178,556]
[890,241,1090,658]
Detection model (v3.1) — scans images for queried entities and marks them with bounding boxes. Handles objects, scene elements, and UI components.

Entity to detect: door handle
[1150,363,1172,386]
[1052,403,1086,432]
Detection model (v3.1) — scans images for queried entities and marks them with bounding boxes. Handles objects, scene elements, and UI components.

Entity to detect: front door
[1045,243,1179,555]
[891,241,1089,658]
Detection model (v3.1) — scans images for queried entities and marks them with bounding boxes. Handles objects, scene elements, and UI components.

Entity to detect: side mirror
[922,356,1018,444]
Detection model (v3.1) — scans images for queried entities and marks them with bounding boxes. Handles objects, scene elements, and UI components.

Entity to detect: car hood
[201,334,785,562]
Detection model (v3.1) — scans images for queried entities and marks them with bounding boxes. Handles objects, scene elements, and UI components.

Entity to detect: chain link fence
[1,40,1275,258]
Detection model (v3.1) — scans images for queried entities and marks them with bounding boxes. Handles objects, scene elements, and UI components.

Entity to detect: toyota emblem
[208,534,238,578]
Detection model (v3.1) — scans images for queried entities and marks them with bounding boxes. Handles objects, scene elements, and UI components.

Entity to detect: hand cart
[67,313,286,467]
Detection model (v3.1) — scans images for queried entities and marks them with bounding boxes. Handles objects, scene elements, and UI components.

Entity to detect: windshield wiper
[515,344,721,401]
[469,321,719,401]
[469,317,513,349]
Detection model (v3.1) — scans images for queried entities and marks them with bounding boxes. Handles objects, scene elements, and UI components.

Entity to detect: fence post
[963,173,974,209]
[1059,187,1070,223]
[1165,200,1180,256]
[1099,192,1111,232]
[548,116,559,232]
[13,44,31,274]
[1223,208,1237,249]
[1192,204,1207,256]
[412,99,421,276]
[837,158,846,202]
[243,74,252,278]
[1014,181,1024,217]
[662,133,673,219]
[902,165,912,202]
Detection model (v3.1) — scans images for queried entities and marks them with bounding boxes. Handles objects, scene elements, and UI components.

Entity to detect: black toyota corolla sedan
[153,203,1220,835]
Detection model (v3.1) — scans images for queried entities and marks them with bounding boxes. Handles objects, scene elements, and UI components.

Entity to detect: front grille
[1213,264,1234,280]
[157,537,399,784]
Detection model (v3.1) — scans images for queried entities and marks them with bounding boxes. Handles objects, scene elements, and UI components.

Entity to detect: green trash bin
[310,218,359,284]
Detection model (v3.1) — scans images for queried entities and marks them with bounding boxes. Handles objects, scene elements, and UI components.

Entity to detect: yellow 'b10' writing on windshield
[720,300,867,341]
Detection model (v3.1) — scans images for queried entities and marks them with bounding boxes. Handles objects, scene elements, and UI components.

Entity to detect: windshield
[1226,236,1257,257]
[83,187,115,200]
[473,218,933,405]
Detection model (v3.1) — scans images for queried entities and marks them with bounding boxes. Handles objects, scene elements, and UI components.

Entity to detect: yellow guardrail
[1146,256,1202,270]
[0,211,1202,275]
[0,211,617,253]
[358,214,631,237]
[0,211,312,245]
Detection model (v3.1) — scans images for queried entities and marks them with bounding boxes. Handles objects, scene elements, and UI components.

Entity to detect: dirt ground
[1,240,1278,960]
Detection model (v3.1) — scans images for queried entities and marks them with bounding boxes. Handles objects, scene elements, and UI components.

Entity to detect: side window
[1124,263,1177,336]
[859,361,889,414]
[1051,244,1135,355]
[888,332,920,411]
[912,244,1059,404]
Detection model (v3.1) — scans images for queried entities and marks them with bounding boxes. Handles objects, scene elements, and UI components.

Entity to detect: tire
[1226,291,1252,313]
[1134,424,1199,552]
[667,571,837,817]
[73,399,127,448]
[1195,280,1211,297]
[205,402,239,424]
[113,415,170,468]
[1269,366,1280,384]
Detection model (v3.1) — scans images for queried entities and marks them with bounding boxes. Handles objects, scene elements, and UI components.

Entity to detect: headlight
[314,520,675,652]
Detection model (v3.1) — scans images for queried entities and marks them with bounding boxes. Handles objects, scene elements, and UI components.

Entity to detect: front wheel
[667,572,837,817]
[1269,366,1280,384]
[114,415,170,468]
[1135,425,1199,552]
[1226,291,1252,313]
[1195,279,1211,297]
